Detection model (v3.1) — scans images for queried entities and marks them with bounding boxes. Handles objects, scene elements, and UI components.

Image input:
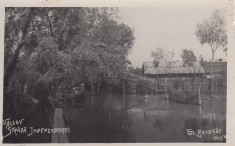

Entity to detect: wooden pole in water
[49,96,55,110]
[123,79,126,108]
[198,83,202,106]
[198,83,202,131]
[165,78,168,99]
[157,74,159,94]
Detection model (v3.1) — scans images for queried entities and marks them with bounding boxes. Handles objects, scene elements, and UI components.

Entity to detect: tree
[4,8,36,89]
[4,7,135,122]
[164,49,175,74]
[195,9,227,80]
[5,7,134,91]
[151,48,175,74]
[199,55,205,66]
[151,48,165,67]
[181,49,197,67]
[181,49,198,90]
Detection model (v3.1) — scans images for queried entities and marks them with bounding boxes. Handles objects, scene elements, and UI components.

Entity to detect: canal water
[63,92,226,143]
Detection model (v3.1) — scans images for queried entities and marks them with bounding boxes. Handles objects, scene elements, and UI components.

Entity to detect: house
[201,61,227,77]
[142,61,205,78]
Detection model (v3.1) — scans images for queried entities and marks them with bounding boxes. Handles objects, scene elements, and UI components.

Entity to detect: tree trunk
[192,64,196,91]
[4,8,35,89]
[209,51,215,91]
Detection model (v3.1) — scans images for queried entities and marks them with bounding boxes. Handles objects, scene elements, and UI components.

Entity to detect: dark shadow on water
[63,93,226,143]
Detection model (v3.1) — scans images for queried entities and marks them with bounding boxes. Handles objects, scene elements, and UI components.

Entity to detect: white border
[0,0,234,146]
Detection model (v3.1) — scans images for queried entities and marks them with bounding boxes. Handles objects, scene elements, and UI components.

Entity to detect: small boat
[144,95,149,98]
[71,84,85,103]
[73,84,85,95]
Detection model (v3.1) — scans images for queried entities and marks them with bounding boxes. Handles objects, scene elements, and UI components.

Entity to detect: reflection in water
[63,93,226,143]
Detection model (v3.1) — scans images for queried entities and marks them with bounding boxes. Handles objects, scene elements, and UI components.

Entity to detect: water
[63,92,226,143]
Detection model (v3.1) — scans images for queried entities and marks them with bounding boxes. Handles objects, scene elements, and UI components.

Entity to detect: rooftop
[143,61,205,75]
[202,62,227,74]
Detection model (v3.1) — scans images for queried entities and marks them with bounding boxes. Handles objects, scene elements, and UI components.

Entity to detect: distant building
[142,61,205,78]
[201,61,227,77]
[142,61,227,79]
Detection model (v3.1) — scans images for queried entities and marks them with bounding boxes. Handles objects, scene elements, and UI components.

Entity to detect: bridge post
[123,79,126,107]
[123,72,126,107]
[157,74,159,94]
[165,78,168,99]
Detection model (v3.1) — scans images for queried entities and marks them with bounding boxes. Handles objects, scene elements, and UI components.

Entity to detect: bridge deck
[123,71,167,92]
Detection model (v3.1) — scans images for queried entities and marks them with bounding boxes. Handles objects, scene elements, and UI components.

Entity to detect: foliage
[181,49,200,90]
[128,66,143,75]
[151,48,175,73]
[195,10,227,51]
[4,7,135,122]
[199,55,205,66]
[195,9,227,90]
[181,49,197,67]
[195,9,227,76]
[164,49,175,74]
[151,48,165,67]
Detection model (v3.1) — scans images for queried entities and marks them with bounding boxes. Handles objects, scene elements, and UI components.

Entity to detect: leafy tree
[181,49,198,90]
[199,55,205,66]
[181,49,197,67]
[195,9,227,79]
[4,7,135,123]
[164,49,175,74]
[151,48,175,74]
[4,8,36,89]
[5,7,134,91]
[151,48,165,67]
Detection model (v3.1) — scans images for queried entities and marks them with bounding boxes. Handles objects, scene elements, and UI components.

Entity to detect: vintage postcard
[0,0,234,145]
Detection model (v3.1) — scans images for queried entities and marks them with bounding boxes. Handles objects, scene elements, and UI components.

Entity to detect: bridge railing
[123,71,167,91]
[123,71,156,83]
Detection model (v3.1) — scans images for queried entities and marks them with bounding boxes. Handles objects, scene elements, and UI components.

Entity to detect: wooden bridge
[51,108,69,143]
[122,71,168,93]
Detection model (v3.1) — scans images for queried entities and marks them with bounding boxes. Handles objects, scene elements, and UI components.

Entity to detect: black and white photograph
[1,0,234,144]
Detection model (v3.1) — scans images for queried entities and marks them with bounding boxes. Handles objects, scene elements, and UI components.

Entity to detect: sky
[119,1,231,68]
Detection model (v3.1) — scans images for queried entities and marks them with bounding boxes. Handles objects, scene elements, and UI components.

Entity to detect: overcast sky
[119,1,230,68]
